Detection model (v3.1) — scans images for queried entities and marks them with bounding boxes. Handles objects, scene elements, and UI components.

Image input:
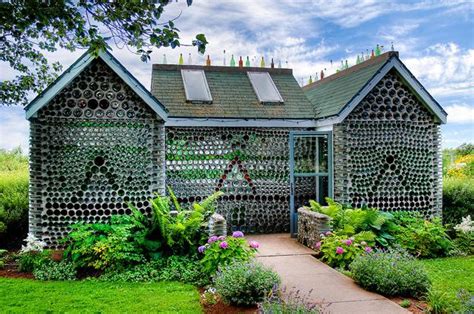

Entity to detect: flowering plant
[314,231,376,269]
[453,215,474,255]
[20,233,47,253]
[199,231,259,275]
[454,215,474,234]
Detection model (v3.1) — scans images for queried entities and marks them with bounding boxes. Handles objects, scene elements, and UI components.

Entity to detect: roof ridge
[303,51,398,90]
[152,64,292,75]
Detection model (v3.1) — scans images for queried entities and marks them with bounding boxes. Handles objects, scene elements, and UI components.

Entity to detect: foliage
[17,250,51,273]
[452,215,474,255]
[309,198,396,247]
[349,249,431,297]
[101,255,209,286]
[20,233,47,253]
[0,148,29,249]
[0,278,201,313]
[0,0,207,106]
[199,232,258,275]
[63,208,148,270]
[392,211,452,258]
[418,256,474,311]
[258,286,322,314]
[424,289,454,314]
[0,249,7,269]
[200,287,219,306]
[399,299,411,308]
[315,231,376,269]
[213,260,280,306]
[442,177,474,226]
[149,189,223,255]
[33,260,77,281]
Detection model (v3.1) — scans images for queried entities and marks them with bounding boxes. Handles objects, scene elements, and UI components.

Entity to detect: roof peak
[152,64,292,75]
[303,51,399,90]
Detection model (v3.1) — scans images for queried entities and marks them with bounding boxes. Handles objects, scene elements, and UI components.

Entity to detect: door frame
[289,131,333,237]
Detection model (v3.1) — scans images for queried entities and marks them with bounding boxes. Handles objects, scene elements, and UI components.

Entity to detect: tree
[0,0,207,106]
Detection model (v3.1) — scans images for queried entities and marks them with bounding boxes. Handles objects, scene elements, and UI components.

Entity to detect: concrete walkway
[248,234,408,314]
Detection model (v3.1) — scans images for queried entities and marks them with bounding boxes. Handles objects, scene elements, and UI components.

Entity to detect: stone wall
[333,70,442,217]
[297,207,331,248]
[29,59,165,247]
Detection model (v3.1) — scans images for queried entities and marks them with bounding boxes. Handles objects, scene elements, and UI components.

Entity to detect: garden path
[248,233,409,314]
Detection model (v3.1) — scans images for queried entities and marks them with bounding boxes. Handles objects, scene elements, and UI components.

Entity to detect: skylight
[181,69,213,103]
[247,72,284,104]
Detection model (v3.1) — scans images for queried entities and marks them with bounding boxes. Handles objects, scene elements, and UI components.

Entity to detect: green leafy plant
[258,286,322,313]
[424,289,455,314]
[33,260,77,281]
[442,177,474,226]
[0,249,7,269]
[149,188,223,255]
[392,211,452,258]
[214,260,280,306]
[199,231,258,275]
[452,215,474,255]
[309,198,396,247]
[17,250,51,273]
[399,299,411,308]
[349,249,431,297]
[315,231,376,269]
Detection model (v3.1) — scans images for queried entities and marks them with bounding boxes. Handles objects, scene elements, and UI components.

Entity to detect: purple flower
[232,231,244,238]
[365,246,373,253]
[249,241,260,249]
[219,241,229,249]
[336,247,344,255]
[314,241,322,250]
[217,235,226,241]
[208,236,218,244]
[343,239,353,246]
[198,245,206,253]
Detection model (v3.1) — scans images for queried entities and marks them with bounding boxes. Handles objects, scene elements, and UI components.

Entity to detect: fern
[167,185,181,212]
[199,191,224,212]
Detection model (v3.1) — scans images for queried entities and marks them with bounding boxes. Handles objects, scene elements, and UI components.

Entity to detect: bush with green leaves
[309,198,396,247]
[258,286,322,313]
[392,211,452,258]
[0,148,29,249]
[100,255,209,286]
[349,249,431,297]
[199,231,258,275]
[315,231,376,269]
[17,251,52,273]
[33,260,77,281]
[0,249,7,269]
[452,216,474,255]
[443,177,474,226]
[214,260,280,306]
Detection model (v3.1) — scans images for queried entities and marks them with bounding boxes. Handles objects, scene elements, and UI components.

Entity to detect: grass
[419,255,474,309]
[0,277,202,313]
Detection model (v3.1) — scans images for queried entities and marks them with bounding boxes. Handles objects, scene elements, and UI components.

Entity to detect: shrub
[199,231,258,275]
[424,289,455,314]
[100,255,209,286]
[315,231,376,269]
[0,148,29,249]
[309,198,396,247]
[214,261,280,306]
[33,260,77,281]
[443,177,474,226]
[0,249,7,269]
[349,249,431,297]
[392,212,452,258]
[452,216,474,255]
[258,286,322,313]
[17,251,51,273]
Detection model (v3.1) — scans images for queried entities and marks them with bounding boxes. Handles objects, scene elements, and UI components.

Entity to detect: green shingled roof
[303,52,394,119]
[151,65,315,119]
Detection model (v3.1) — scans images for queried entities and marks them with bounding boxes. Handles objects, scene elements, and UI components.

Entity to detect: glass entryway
[289,131,333,236]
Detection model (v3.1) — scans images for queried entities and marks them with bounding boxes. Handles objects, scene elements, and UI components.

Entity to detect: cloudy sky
[1,0,473,152]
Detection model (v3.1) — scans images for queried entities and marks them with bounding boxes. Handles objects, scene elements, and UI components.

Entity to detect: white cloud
[445,104,474,124]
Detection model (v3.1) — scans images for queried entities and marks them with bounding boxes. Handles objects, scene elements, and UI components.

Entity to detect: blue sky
[1,0,473,152]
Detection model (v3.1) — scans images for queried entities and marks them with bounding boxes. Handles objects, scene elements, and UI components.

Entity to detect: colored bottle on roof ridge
[230,55,236,67]
[188,53,192,65]
[370,49,375,58]
[178,53,184,65]
[345,59,349,69]
[271,58,275,69]
[162,54,167,64]
[206,55,211,66]
[320,69,324,79]
[260,56,265,68]
[375,44,381,56]
[308,75,313,84]
[245,56,250,67]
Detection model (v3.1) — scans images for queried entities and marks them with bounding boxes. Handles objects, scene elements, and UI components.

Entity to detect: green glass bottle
[245,56,251,67]
[260,56,265,68]
[230,54,236,67]
[178,53,184,65]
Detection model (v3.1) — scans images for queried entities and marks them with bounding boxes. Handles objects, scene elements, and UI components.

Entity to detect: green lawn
[0,278,202,313]
[419,256,474,304]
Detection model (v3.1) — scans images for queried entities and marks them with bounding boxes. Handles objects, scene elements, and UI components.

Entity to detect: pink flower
[249,241,260,249]
[219,241,229,249]
[325,231,332,236]
[365,246,373,253]
[343,239,353,246]
[336,247,344,255]
[314,241,322,250]
[232,231,244,238]
[208,236,218,244]
[217,235,226,241]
